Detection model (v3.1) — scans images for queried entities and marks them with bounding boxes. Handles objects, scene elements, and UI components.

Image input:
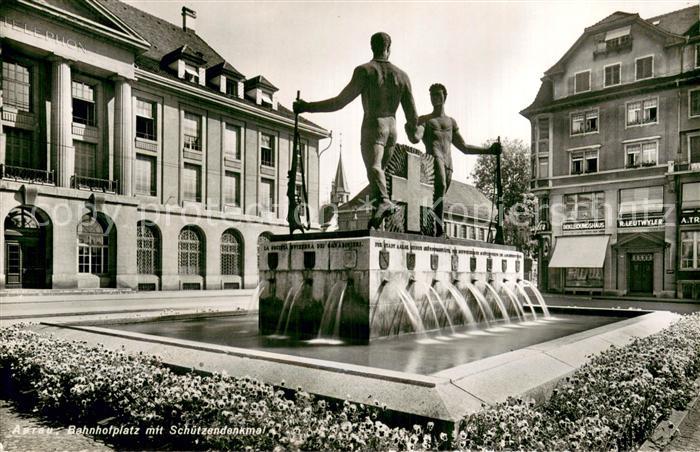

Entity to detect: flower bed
[456,313,700,451]
[1,314,699,451]
[0,325,442,451]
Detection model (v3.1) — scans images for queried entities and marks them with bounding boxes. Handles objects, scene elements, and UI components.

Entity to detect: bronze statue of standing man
[294,32,419,229]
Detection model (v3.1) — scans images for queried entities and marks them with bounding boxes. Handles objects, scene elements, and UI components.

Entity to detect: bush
[0,325,447,451]
[456,313,700,451]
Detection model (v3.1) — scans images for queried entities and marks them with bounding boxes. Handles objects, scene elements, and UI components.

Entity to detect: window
[5,128,32,168]
[225,78,238,97]
[538,157,549,179]
[570,149,598,174]
[260,133,275,167]
[627,98,657,126]
[571,109,598,135]
[135,154,156,196]
[625,141,657,167]
[636,56,653,80]
[2,61,31,111]
[690,89,700,118]
[224,124,241,160]
[72,81,96,126]
[683,182,700,207]
[135,99,156,140]
[224,171,240,207]
[619,186,664,216]
[537,117,549,154]
[183,112,202,151]
[178,227,203,275]
[565,268,603,288]
[137,222,159,275]
[563,192,605,221]
[78,215,108,274]
[260,91,274,108]
[604,64,621,87]
[221,230,242,276]
[681,231,700,270]
[182,164,201,202]
[696,44,700,69]
[574,71,590,93]
[184,63,200,84]
[74,141,96,178]
[260,178,275,213]
[690,134,700,164]
[295,183,306,218]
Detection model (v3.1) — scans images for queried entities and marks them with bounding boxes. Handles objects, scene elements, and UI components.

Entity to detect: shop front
[549,234,610,295]
[678,181,700,299]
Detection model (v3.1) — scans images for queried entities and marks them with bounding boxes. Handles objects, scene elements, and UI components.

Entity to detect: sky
[126,0,696,202]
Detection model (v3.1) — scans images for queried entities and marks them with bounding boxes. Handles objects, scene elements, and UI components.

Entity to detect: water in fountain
[277,281,306,336]
[414,281,442,331]
[512,282,538,320]
[464,282,494,326]
[445,282,476,327]
[496,283,526,321]
[396,285,426,334]
[483,281,511,323]
[315,280,346,339]
[520,280,551,318]
[429,284,455,335]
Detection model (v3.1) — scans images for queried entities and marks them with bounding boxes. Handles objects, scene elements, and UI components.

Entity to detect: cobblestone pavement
[665,395,700,452]
[0,400,113,451]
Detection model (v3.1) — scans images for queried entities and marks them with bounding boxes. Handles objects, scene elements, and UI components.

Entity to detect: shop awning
[549,235,610,268]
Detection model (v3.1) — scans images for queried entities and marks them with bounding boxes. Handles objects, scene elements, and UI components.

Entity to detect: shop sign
[531,221,550,235]
[562,220,605,231]
[680,210,700,226]
[617,216,664,228]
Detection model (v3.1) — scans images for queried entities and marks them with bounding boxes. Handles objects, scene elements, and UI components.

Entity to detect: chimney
[182,6,196,31]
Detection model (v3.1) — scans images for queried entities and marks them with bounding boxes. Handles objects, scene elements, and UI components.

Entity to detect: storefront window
[565,268,603,288]
[563,192,605,221]
[681,231,700,269]
[619,186,663,216]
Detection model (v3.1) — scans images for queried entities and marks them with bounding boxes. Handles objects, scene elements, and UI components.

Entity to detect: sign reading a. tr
[680,210,700,225]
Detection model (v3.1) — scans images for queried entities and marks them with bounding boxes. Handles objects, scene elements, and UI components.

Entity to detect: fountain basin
[259,230,524,342]
[38,307,678,424]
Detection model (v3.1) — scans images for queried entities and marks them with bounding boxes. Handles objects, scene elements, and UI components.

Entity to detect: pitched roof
[207,61,245,80]
[333,149,349,194]
[95,0,325,132]
[646,4,699,36]
[245,75,279,92]
[589,11,637,29]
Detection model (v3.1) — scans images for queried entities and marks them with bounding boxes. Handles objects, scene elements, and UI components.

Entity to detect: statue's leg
[433,159,447,237]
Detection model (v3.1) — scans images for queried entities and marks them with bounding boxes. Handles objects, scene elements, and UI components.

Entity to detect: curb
[639,377,700,451]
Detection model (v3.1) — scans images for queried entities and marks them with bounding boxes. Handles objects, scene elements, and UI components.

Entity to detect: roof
[333,149,349,194]
[244,75,279,92]
[589,11,637,29]
[161,45,207,66]
[95,0,323,131]
[647,4,699,36]
[207,61,245,80]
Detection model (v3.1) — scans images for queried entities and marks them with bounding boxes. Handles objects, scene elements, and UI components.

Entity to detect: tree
[471,138,537,255]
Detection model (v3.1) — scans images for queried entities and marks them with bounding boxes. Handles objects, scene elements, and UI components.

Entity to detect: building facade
[0,0,328,291]
[522,6,700,298]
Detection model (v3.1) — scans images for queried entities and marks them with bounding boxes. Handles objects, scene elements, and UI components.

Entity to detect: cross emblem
[389,152,433,233]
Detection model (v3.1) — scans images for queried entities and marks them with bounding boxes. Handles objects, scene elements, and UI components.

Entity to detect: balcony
[593,35,633,59]
[71,175,119,193]
[530,179,549,189]
[0,164,55,185]
[667,161,700,173]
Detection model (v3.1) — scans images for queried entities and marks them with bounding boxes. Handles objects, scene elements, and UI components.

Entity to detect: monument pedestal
[259,230,523,343]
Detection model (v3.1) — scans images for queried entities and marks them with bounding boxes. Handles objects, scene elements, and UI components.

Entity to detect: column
[114,77,133,196]
[50,57,74,187]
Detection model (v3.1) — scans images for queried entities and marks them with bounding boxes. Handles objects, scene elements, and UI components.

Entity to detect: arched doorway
[77,213,117,288]
[4,206,52,288]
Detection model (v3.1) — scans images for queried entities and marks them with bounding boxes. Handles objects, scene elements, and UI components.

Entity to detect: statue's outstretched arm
[303,67,365,113]
[453,125,488,155]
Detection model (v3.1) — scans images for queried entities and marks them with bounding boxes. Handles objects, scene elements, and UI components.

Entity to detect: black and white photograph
[1,0,700,450]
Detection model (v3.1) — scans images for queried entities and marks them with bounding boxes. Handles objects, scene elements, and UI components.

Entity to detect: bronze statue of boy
[411,83,501,237]
[294,32,419,230]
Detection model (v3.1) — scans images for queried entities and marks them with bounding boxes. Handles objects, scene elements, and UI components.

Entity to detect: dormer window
[225,79,238,97]
[184,63,200,84]
[244,75,279,110]
[260,91,274,108]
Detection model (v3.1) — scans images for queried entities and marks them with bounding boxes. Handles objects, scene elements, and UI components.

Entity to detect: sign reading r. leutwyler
[617,216,665,228]
[562,220,605,231]
[680,210,700,225]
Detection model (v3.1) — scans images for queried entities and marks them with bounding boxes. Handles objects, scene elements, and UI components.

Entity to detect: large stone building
[521,5,700,298]
[0,0,328,290]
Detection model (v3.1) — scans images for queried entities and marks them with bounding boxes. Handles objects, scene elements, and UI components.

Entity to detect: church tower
[330,138,350,205]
